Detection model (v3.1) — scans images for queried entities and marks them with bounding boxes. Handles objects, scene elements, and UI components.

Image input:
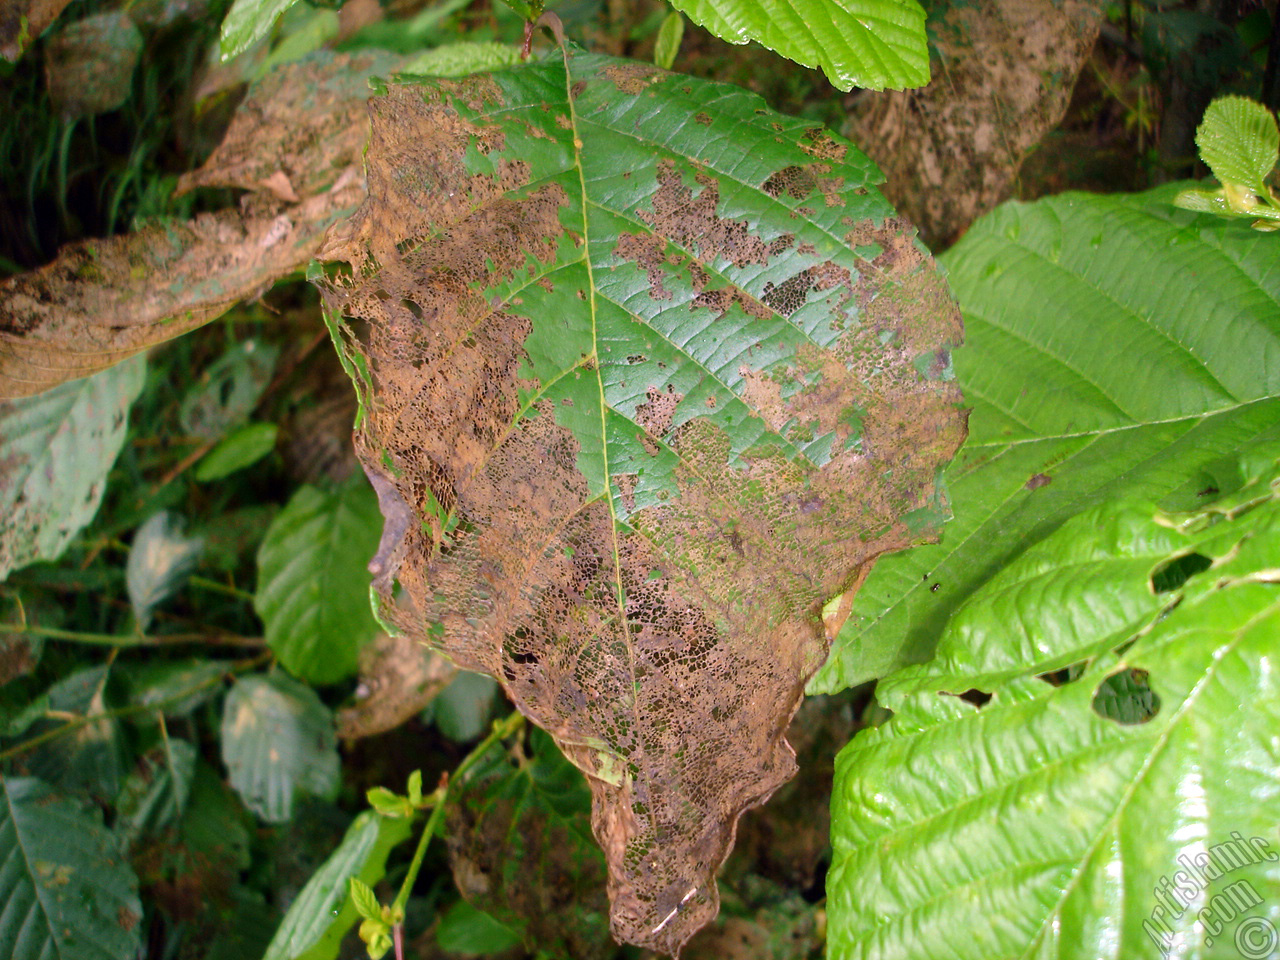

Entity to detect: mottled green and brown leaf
[317,48,964,953]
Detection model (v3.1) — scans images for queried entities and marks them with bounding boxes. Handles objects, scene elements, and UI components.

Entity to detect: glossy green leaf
[126,511,203,631]
[0,356,145,581]
[220,0,299,60]
[400,41,522,77]
[318,49,963,952]
[666,0,928,91]
[0,776,143,960]
[194,422,278,481]
[220,673,340,822]
[812,183,1280,693]
[254,478,382,684]
[653,11,684,70]
[1196,95,1279,192]
[261,809,414,960]
[828,445,1280,960]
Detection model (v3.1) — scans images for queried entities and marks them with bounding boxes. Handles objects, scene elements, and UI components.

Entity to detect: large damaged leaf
[316,49,964,953]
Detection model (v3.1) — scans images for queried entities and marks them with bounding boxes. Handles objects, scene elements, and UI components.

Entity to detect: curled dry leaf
[0,51,399,399]
[317,50,965,953]
[335,632,457,741]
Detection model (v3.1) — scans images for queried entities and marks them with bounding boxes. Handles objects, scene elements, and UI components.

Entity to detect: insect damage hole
[1092,668,1160,725]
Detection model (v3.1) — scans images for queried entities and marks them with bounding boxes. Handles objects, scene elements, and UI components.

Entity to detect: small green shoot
[1174,96,1280,231]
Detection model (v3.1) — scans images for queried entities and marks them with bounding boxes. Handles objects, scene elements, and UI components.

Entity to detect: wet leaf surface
[317,49,964,952]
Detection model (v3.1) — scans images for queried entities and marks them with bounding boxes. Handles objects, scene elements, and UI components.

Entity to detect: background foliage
[0,0,1277,958]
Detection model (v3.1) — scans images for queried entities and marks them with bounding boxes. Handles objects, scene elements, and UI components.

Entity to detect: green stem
[188,575,256,602]
[391,711,525,914]
[1,621,262,648]
[0,651,270,762]
[2,622,152,646]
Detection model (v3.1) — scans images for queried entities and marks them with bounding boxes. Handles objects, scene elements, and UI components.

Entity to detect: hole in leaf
[1150,552,1213,593]
[1092,668,1160,725]
[942,688,991,709]
[1037,660,1089,686]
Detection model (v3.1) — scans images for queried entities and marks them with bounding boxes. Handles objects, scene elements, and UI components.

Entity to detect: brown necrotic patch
[638,160,769,269]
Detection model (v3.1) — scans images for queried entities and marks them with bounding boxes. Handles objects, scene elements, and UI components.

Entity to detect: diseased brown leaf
[336,632,456,741]
[317,50,965,954]
[0,52,401,399]
[850,0,1104,246]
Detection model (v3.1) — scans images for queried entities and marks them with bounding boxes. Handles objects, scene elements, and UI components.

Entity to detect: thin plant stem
[1,621,263,648]
[188,575,255,603]
[0,650,271,762]
[391,711,525,915]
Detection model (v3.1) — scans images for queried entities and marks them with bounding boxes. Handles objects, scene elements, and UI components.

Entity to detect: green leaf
[261,810,414,960]
[116,738,198,843]
[220,673,340,822]
[0,776,143,960]
[317,49,963,953]
[364,786,412,818]
[348,877,382,922]
[254,5,340,80]
[26,665,124,802]
[0,356,146,581]
[666,0,928,91]
[179,760,252,872]
[220,0,300,60]
[120,658,229,719]
[433,670,498,743]
[1196,95,1279,193]
[399,41,522,78]
[812,183,1280,693]
[827,447,1280,960]
[255,478,382,684]
[194,421,278,481]
[126,511,203,631]
[179,340,278,440]
[653,11,684,70]
[436,901,521,955]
